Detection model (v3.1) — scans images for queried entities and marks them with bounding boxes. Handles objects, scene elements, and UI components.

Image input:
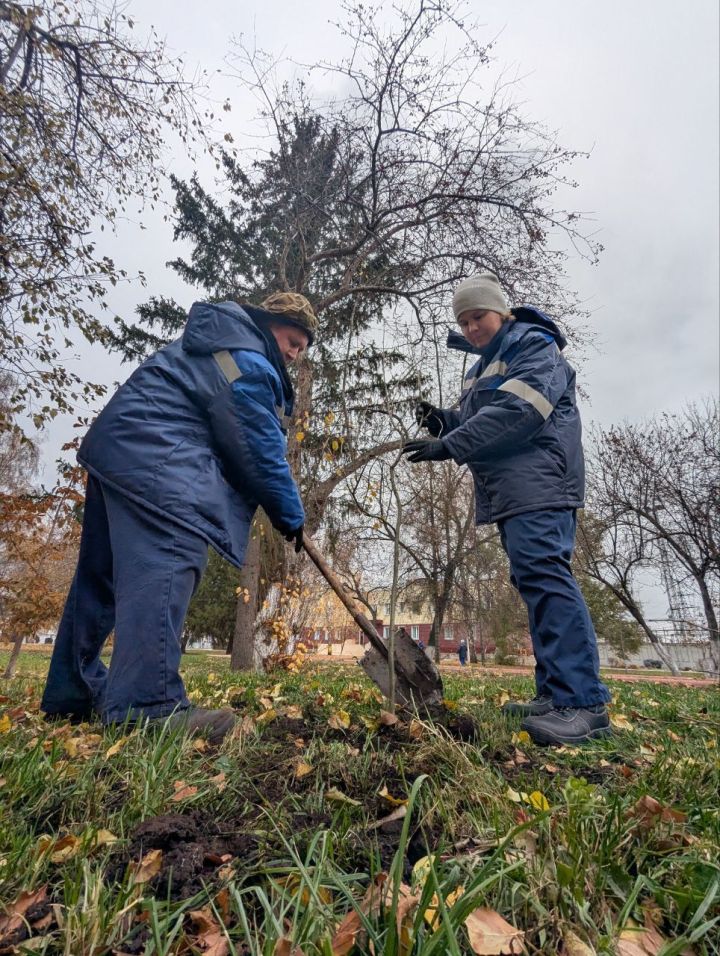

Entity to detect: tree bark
[231,530,261,671]
[3,632,24,678]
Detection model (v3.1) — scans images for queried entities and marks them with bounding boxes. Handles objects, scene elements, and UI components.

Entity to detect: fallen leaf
[0,886,50,944]
[611,713,634,731]
[284,705,303,720]
[563,927,596,955]
[193,737,210,753]
[186,906,230,956]
[424,885,464,929]
[37,834,81,864]
[378,784,407,806]
[628,795,687,828]
[208,772,227,792]
[379,709,399,726]
[329,908,362,955]
[361,715,380,732]
[465,907,525,954]
[511,731,531,745]
[93,829,118,849]
[132,848,163,884]
[525,790,550,812]
[616,916,667,955]
[326,787,361,807]
[294,760,313,779]
[408,719,424,739]
[543,763,560,774]
[328,709,351,730]
[506,787,523,803]
[366,805,407,830]
[273,937,306,955]
[255,707,277,725]
[0,714,11,734]
[171,780,199,802]
[105,735,131,758]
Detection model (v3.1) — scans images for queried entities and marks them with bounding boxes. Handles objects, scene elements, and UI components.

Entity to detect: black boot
[521,705,611,745]
[501,694,553,718]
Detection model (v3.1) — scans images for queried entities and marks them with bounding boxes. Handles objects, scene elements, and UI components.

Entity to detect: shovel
[301,534,445,713]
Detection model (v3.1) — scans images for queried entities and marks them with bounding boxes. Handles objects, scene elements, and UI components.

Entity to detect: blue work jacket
[439,307,585,524]
[78,301,305,566]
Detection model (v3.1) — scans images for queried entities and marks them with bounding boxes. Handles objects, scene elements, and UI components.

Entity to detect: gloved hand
[282,525,304,553]
[402,439,452,463]
[415,400,444,437]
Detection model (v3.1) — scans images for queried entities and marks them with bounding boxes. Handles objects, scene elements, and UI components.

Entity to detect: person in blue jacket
[41,292,315,743]
[403,273,611,745]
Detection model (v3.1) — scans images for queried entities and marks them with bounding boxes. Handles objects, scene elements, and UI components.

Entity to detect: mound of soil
[112,811,259,900]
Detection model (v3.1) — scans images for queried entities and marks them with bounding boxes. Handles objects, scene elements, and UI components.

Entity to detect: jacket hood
[182,301,267,356]
[446,305,567,355]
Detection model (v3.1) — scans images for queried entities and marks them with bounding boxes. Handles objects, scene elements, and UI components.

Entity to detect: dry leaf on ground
[186,906,230,956]
[273,938,306,956]
[328,710,352,730]
[0,886,50,948]
[132,848,163,884]
[326,787,361,807]
[377,784,407,806]
[465,907,525,954]
[329,908,362,955]
[294,760,313,779]
[366,805,407,831]
[171,780,199,802]
[628,795,687,828]
[379,709,399,726]
[562,927,596,955]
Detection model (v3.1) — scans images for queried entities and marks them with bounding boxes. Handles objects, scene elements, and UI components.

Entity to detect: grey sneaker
[152,707,236,745]
[521,705,612,746]
[501,695,553,718]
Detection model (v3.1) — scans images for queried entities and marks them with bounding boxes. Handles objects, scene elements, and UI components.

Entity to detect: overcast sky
[38,0,719,609]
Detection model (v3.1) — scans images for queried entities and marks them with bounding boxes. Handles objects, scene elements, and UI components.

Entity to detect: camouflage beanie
[261,291,318,345]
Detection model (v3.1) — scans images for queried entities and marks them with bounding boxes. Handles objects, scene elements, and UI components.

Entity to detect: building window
[383,626,390,640]
[410,625,420,641]
[444,624,453,642]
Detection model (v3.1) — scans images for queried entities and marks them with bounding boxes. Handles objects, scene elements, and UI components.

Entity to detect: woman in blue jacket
[41,292,315,743]
[403,273,611,745]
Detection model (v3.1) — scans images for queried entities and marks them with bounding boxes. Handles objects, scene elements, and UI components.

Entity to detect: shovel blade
[359,631,444,712]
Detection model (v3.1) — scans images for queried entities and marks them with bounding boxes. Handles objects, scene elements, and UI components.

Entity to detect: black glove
[402,439,452,463]
[415,400,444,437]
[282,525,304,553]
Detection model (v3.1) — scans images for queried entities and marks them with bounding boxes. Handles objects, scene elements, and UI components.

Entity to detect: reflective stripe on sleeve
[497,379,554,419]
[480,360,507,379]
[213,350,242,383]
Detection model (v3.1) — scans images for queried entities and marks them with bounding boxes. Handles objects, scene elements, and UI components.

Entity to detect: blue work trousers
[498,509,610,708]
[41,475,208,724]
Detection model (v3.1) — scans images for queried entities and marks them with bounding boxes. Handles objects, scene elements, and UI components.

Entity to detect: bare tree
[581,399,720,672]
[0,0,211,429]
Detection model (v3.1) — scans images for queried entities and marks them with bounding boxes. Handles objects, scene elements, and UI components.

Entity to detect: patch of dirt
[111,811,260,900]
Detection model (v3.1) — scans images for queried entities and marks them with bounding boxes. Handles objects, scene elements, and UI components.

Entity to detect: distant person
[417,637,425,651]
[41,294,316,744]
[457,639,468,666]
[404,272,611,744]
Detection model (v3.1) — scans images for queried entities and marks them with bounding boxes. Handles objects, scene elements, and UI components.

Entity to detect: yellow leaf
[506,787,524,803]
[328,709,351,730]
[443,699,458,711]
[255,707,277,725]
[284,705,303,720]
[326,787,361,807]
[378,785,408,807]
[295,430,305,442]
[465,906,525,954]
[525,790,550,812]
[408,719,424,739]
[424,886,464,929]
[611,713,634,731]
[411,854,436,888]
[511,731,531,745]
[361,715,380,732]
[93,829,118,848]
[132,848,163,884]
[105,735,131,758]
[49,834,81,864]
[324,411,335,426]
[0,714,12,734]
[294,761,313,779]
[331,439,340,451]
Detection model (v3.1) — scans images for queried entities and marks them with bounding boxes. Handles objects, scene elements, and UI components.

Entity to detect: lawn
[0,649,718,955]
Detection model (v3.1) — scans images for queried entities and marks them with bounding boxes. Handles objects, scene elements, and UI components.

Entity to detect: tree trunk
[3,632,24,678]
[231,530,261,671]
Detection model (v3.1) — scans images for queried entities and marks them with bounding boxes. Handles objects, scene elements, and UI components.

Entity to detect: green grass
[0,649,718,954]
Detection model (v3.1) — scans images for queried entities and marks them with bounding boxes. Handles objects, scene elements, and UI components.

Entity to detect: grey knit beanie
[452,272,508,319]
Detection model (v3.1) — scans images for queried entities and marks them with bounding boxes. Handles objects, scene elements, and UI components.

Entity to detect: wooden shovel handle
[301,534,389,661]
